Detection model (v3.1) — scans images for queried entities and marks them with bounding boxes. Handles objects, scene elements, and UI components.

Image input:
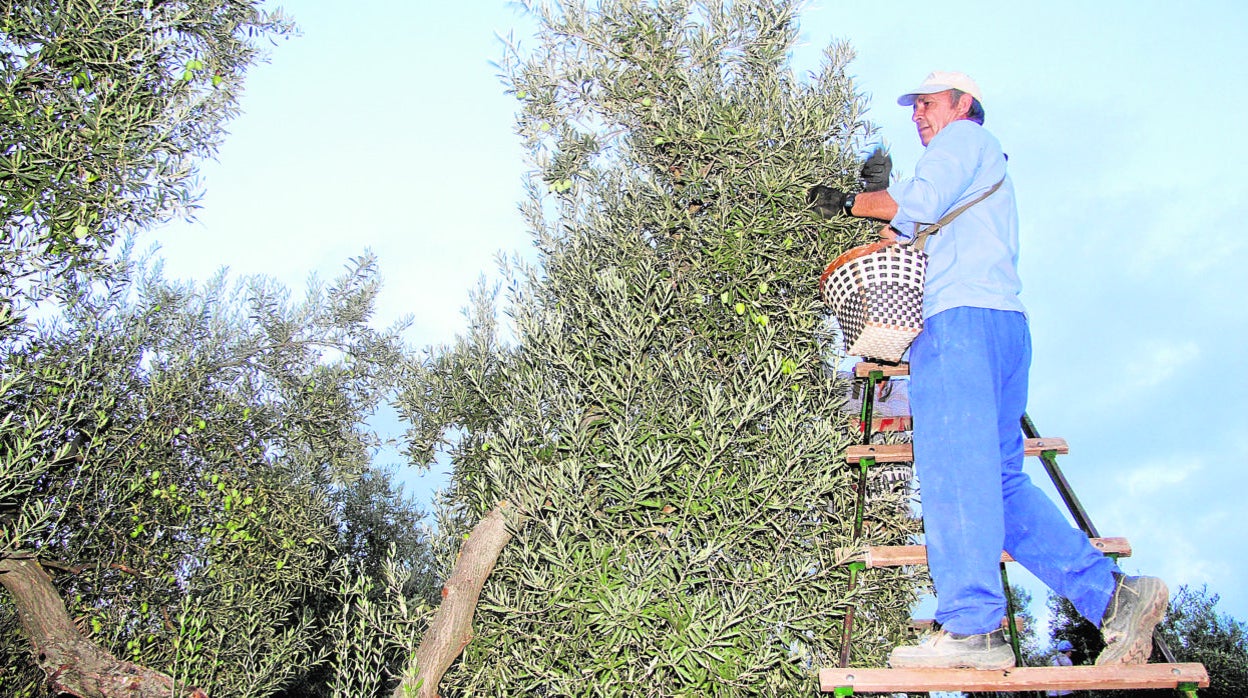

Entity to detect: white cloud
[1121,340,1199,390]
[1123,196,1248,275]
[1088,454,1248,621]
[1120,459,1201,498]
[1061,339,1201,414]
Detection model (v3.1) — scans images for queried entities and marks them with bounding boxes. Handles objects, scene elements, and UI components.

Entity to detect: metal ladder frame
[836,367,1192,695]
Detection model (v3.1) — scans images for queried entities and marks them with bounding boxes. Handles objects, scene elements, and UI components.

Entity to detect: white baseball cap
[897,71,983,106]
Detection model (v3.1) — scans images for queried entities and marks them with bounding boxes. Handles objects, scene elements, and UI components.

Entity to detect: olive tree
[0,0,293,312]
[1,3,443,696]
[394,1,922,695]
[0,254,432,697]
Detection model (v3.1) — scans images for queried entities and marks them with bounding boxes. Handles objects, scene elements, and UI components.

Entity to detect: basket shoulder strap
[911,176,1006,252]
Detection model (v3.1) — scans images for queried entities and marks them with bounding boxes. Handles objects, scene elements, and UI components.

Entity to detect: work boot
[888,628,1015,670]
[1095,575,1169,665]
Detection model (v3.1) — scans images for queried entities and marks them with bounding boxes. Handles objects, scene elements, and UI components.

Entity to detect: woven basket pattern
[820,243,926,362]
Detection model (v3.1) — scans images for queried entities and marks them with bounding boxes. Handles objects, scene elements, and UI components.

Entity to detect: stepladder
[823,361,1208,696]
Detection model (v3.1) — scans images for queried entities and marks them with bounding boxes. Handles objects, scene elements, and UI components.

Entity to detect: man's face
[911,90,970,146]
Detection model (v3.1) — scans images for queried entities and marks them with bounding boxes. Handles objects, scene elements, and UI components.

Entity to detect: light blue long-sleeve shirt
[887,119,1025,319]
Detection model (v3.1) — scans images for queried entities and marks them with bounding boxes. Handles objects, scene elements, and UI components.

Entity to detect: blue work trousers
[909,306,1119,635]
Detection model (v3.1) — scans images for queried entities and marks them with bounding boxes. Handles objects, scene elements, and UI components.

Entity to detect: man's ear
[956,92,975,118]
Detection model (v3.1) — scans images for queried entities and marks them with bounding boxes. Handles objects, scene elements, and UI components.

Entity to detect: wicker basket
[819,240,926,362]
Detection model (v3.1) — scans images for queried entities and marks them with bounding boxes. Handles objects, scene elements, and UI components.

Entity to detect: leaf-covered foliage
[0,254,433,697]
[0,0,294,308]
[396,1,923,694]
[0,2,444,695]
[1158,586,1248,697]
[1003,582,1042,666]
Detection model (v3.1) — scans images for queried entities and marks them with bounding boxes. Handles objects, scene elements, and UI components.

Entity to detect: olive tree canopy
[394,1,924,695]
[0,0,294,311]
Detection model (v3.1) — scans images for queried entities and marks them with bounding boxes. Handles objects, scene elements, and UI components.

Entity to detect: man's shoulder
[938,119,999,146]
[928,120,1004,165]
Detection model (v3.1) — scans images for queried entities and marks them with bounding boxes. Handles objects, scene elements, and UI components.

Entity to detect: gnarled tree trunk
[0,555,206,698]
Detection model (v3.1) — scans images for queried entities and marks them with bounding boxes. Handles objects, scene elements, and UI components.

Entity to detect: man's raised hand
[860,146,892,192]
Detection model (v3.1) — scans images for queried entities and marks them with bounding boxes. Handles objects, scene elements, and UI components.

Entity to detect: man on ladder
[809,71,1168,670]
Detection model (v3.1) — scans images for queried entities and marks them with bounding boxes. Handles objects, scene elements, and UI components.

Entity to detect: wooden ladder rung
[846,537,1131,568]
[846,437,1069,464]
[819,662,1209,694]
[854,361,910,378]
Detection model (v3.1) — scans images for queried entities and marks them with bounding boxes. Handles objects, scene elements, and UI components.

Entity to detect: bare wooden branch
[0,556,206,698]
[36,558,141,577]
[393,502,522,698]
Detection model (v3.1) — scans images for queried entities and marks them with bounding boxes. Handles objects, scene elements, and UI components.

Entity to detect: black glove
[860,146,892,192]
[807,185,849,219]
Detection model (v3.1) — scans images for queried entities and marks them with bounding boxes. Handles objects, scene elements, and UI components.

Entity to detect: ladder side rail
[838,369,884,668]
[998,563,1026,669]
[1021,413,1099,538]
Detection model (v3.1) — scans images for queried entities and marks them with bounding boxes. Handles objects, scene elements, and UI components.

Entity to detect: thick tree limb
[392,502,521,698]
[36,558,142,577]
[0,556,207,698]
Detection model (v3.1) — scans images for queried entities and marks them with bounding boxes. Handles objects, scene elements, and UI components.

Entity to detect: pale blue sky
[152,1,1248,629]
